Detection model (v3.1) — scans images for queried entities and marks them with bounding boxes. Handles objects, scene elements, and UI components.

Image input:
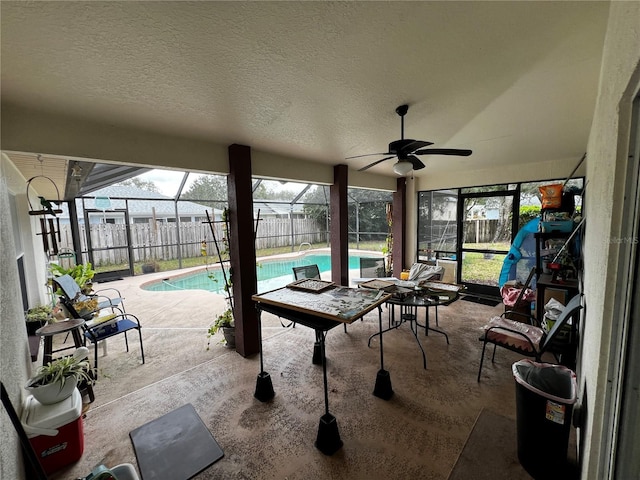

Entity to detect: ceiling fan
[347,104,472,175]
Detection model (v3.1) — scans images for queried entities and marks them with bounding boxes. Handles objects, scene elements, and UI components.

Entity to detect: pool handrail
[298,242,311,253]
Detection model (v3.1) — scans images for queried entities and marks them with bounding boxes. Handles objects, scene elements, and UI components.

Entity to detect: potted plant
[24,347,93,405]
[141,260,160,274]
[50,262,96,294]
[25,304,53,335]
[206,308,235,349]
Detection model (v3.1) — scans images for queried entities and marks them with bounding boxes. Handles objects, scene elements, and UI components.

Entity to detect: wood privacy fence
[57,218,327,266]
[463,219,503,244]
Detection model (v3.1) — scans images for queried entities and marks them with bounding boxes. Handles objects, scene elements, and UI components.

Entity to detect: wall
[580,2,640,478]
[0,157,33,480]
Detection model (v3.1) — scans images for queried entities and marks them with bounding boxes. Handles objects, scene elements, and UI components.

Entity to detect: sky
[134,169,309,198]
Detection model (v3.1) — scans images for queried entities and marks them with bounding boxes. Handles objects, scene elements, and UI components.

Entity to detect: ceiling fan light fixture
[393,160,413,176]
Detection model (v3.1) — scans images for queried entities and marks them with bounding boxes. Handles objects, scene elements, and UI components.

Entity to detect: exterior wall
[0,156,35,480]
[581,3,640,478]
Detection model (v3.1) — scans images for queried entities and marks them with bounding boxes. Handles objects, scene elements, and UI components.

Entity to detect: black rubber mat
[130,403,223,480]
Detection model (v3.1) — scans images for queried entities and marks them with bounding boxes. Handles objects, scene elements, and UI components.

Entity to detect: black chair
[292,264,349,335]
[359,258,386,278]
[477,294,582,382]
[292,265,321,281]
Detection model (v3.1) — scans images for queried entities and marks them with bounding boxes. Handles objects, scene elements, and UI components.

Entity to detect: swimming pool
[142,253,381,294]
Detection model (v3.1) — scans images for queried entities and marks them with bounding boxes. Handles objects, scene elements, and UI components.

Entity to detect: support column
[330,165,349,286]
[392,177,406,277]
[227,144,259,356]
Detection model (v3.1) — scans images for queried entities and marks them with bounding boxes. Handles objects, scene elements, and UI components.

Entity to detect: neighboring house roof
[253,201,306,217]
[60,185,222,219]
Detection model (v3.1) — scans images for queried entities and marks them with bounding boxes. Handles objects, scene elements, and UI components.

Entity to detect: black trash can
[512,359,577,479]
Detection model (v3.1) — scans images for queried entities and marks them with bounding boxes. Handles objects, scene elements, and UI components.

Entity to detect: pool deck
[44,249,385,408]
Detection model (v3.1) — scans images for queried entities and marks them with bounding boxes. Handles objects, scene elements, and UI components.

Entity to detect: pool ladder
[298,242,311,253]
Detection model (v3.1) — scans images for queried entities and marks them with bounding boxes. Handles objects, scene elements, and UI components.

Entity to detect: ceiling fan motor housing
[388,139,417,155]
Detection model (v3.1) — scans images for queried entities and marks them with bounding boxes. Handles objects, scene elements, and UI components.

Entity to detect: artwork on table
[255,286,388,322]
[287,279,335,292]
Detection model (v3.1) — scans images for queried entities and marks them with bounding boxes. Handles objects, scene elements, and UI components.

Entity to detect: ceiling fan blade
[358,156,395,172]
[414,148,473,156]
[345,152,391,160]
[407,155,425,170]
[402,140,434,153]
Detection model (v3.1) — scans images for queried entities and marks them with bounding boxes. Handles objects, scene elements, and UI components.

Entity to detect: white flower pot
[25,376,78,405]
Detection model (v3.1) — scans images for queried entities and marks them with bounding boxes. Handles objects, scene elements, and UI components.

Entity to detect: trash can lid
[512,359,577,403]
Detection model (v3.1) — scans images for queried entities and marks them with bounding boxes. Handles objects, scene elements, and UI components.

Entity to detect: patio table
[252,284,391,455]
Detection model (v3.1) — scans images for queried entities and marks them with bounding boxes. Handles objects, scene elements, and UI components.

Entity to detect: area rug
[447,408,530,480]
[129,403,224,480]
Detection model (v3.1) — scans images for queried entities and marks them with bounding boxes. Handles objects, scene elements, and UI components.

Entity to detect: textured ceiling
[1,1,609,185]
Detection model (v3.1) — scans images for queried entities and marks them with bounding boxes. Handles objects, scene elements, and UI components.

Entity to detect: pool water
[143,253,379,294]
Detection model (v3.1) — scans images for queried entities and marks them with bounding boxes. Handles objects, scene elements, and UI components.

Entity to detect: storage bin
[22,388,84,475]
[540,220,574,233]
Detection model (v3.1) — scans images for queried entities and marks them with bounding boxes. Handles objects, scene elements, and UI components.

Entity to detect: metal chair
[292,265,321,281]
[359,258,386,278]
[477,294,582,382]
[53,274,144,376]
[292,264,348,338]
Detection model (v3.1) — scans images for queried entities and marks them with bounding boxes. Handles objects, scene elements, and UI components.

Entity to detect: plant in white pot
[25,347,93,405]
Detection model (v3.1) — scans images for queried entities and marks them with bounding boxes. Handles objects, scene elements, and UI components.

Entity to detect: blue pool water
[143,253,379,294]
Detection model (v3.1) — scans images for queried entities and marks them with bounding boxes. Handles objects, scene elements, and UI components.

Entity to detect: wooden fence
[56,218,327,266]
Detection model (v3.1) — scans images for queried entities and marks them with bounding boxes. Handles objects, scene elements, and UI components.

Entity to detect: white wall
[0,157,34,480]
[580,2,640,478]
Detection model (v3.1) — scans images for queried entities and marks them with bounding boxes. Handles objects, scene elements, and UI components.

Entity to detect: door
[83,209,134,281]
[458,189,518,298]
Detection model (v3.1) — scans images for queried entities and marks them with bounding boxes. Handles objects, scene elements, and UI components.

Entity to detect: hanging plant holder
[26,175,63,216]
[26,175,63,255]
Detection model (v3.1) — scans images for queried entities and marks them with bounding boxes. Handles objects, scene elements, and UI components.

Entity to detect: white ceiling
[1,1,609,195]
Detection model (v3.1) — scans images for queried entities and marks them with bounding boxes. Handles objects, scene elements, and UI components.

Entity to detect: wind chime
[26,156,63,256]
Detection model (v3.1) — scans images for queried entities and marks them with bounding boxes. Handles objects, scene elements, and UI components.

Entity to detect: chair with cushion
[53,274,144,376]
[82,312,145,375]
[477,294,582,382]
[53,274,126,318]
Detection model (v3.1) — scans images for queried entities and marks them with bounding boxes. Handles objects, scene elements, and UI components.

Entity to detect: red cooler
[21,388,84,475]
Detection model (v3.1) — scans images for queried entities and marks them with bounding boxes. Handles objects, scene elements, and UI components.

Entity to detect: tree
[181,175,227,201]
[116,177,160,192]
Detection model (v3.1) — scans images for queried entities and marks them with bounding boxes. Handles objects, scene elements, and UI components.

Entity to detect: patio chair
[83,312,145,375]
[292,264,321,281]
[359,258,386,279]
[53,274,126,319]
[292,264,348,340]
[53,274,144,375]
[477,294,582,382]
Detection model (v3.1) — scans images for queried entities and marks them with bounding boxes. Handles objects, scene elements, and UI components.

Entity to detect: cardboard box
[22,388,84,475]
[544,288,568,307]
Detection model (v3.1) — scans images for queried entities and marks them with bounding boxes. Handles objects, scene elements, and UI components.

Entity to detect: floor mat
[460,295,502,307]
[130,403,224,480]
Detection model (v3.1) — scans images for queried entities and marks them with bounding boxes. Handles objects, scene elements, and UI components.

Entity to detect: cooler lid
[22,388,82,430]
